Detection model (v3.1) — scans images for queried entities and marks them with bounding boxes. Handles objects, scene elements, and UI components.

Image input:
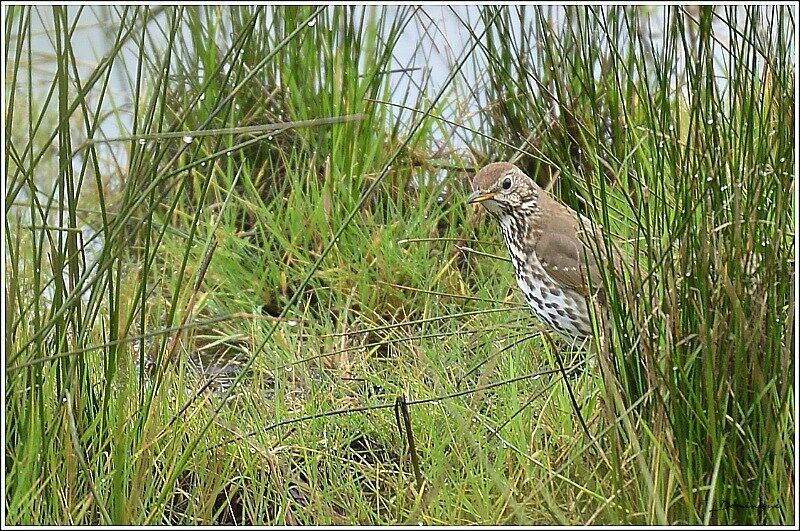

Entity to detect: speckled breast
[498,214,595,342]
[512,254,594,341]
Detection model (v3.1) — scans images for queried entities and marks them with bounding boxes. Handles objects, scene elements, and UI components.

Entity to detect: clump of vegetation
[5,5,794,525]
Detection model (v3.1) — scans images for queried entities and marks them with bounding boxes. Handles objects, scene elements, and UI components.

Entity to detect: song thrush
[467,162,622,343]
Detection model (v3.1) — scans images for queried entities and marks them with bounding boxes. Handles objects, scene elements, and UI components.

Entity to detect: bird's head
[467,162,539,217]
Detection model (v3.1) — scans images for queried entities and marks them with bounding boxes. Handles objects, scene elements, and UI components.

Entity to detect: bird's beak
[467,190,495,204]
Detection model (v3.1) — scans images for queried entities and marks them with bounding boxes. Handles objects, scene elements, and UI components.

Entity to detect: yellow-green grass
[4,5,794,525]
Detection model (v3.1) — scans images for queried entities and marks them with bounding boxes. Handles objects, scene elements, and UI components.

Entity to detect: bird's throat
[498,211,535,262]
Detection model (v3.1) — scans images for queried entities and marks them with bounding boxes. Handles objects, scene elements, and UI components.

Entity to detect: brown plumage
[468,162,623,341]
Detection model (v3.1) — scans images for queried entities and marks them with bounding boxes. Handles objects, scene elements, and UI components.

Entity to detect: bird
[467,162,623,344]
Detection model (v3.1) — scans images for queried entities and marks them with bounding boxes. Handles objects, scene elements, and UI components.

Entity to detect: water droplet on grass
[183,135,194,144]
[138,138,146,145]
[307,19,316,27]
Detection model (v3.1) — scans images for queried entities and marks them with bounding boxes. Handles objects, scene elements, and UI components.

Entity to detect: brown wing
[534,195,627,296]
[535,231,605,296]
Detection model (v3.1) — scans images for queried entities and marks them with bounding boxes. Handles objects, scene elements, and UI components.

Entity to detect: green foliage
[4,5,794,525]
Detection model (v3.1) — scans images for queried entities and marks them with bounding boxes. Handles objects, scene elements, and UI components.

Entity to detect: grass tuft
[5,5,794,525]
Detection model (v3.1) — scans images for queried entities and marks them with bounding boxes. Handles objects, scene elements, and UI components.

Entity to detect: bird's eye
[502,177,512,190]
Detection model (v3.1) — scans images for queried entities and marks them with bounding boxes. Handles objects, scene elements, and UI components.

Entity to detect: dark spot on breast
[539,287,549,299]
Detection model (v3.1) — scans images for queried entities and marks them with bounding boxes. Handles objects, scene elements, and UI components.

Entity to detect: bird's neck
[497,199,540,259]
